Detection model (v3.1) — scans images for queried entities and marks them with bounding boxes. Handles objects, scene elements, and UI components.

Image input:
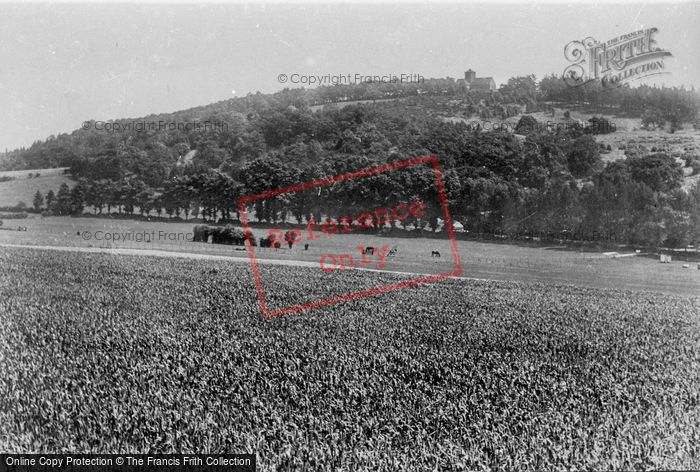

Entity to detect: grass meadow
[0,214,698,297]
[0,167,73,208]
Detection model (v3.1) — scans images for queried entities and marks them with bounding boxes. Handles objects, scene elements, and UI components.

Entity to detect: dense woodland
[4,75,700,248]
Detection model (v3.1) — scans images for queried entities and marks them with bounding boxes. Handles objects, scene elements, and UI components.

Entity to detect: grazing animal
[259,236,281,249]
[388,246,398,257]
[431,250,441,258]
[193,224,213,242]
[362,246,375,255]
[284,230,298,249]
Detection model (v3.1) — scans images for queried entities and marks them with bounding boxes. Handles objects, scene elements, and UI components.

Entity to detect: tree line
[32,116,700,248]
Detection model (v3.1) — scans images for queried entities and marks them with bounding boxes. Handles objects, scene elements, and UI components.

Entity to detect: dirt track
[0,243,462,279]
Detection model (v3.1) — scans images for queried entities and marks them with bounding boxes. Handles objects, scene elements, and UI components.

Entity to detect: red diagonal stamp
[238,155,461,318]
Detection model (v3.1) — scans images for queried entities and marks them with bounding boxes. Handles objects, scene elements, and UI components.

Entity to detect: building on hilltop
[458,69,496,91]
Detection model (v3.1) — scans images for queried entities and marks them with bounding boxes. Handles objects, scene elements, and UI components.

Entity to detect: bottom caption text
[1,455,255,472]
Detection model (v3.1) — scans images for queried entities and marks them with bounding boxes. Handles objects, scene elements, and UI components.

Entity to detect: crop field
[1,247,699,470]
[0,167,73,207]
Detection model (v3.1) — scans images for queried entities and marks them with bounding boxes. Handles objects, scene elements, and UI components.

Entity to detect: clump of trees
[540,75,699,132]
[193,224,253,245]
[32,183,79,215]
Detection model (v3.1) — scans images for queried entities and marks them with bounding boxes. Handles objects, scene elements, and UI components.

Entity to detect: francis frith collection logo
[563,27,672,88]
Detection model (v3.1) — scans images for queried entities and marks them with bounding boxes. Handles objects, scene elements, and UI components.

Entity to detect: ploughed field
[1,247,699,471]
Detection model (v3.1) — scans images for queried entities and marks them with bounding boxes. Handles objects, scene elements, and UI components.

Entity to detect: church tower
[465,69,476,83]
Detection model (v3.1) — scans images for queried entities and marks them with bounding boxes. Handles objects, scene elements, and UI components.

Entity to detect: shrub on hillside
[627,153,684,193]
[585,116,615,134]
[691,160,700,176]
[683,154,700,167]
[515,115,540,134]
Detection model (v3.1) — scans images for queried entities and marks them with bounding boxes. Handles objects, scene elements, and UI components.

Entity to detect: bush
[514,115,540,134]
[691,160,700,176]
[567,135,601,178]
[683,154,699,167]
[627,153,684,192]
[585,116,615,134]
[213,225,248,245]
[193,224,255,246]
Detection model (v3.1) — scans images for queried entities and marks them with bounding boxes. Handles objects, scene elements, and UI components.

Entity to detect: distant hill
[0,73,697,190]
[1,74,698,249]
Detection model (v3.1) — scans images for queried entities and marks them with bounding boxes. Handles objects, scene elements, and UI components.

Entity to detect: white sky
[0,2,698,151]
